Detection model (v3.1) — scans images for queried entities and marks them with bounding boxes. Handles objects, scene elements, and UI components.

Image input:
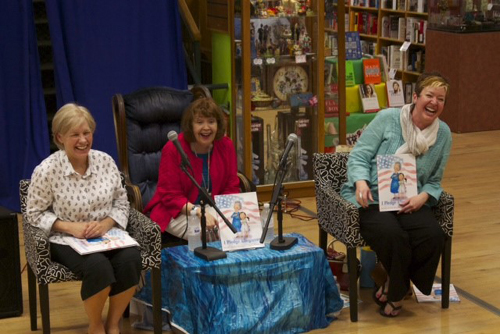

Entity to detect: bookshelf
[325,0,429,83]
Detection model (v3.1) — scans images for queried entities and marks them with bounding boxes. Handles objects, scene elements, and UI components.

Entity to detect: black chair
[19,177,163,334]
[113,86,212,247]
[112,86,254,246]
[313,152,454,322]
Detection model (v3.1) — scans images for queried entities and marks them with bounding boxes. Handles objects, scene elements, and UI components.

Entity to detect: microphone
[167,131,192,170]
[278,133,298,169]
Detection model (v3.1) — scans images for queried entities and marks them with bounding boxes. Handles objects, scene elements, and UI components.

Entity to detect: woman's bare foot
[380,300,403,317]
[374,279,390,305]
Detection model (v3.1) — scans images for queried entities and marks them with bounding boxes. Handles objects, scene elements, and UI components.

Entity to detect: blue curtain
[45,0,188,161]
[0,1,50,211]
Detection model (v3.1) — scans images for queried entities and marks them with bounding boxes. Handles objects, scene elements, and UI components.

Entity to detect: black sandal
[379,301,402,317]
[372,284,388,307]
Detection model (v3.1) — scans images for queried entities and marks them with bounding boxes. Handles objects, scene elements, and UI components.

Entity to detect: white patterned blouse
[26,149,129,245]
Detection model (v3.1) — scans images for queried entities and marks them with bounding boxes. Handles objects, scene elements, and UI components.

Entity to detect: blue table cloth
[135,233,343,334]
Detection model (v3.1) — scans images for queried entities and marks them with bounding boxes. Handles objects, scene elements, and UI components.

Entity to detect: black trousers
[51,243,142,301]
[359,205,445,301]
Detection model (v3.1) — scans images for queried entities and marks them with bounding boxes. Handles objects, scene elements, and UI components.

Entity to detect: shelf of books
[324,0,421,152]
[324,0,428,77]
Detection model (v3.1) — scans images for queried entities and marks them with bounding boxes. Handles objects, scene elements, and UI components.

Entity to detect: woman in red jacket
[144,97,240,240]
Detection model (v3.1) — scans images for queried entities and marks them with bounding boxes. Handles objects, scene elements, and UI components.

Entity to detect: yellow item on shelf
[346,82,388,113]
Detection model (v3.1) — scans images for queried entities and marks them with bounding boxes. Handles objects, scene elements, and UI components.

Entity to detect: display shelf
[228,0,325,200]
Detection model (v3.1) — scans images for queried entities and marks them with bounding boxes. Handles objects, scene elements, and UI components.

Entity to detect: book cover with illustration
[359,83,380,113]
[376,154,418,211]
[62,227,139,255]
[214,192,265,251]
[413,284,460,303]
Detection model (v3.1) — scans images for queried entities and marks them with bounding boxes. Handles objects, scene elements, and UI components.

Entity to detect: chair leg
[27,265,38,331]
[319,228,328,255]
[39,284,50,334]
[151,267,162,334]
[347,247,358,322]
[441,236,452,309]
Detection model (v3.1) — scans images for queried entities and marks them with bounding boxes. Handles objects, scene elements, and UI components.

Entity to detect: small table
[136,233,343,333]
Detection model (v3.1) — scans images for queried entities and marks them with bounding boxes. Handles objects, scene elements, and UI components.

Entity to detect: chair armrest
[237,172,256,193]
[127,208,162,270]
[120,172,144,212]
[315,183,366,248]
[125,182,144,212]
[433,191,454,237]
[22,220,79,284]
[22,221,51,278]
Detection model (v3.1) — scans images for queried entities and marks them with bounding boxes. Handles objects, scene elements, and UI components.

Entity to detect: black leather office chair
[112,86,254,246]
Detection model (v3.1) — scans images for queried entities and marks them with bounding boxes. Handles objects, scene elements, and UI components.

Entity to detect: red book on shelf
[362,58,382,85]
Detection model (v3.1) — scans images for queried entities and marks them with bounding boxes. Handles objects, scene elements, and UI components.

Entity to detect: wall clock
[272,65,309,101]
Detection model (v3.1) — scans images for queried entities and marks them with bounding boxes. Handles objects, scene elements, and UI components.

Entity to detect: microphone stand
[179,163,237,261]
[260,159,298,251]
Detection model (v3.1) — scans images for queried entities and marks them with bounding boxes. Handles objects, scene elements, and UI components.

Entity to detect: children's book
[62,227,139,255]
[359,83,380,113]
[214,192,265,251]
[386,79,405,107]
[413,284,461,303]
[376,154,418,211]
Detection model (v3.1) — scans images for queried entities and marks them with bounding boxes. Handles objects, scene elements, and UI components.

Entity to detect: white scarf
[396,104,439,156]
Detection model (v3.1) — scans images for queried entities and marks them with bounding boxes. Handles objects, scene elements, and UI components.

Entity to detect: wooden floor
[2,130,500,333]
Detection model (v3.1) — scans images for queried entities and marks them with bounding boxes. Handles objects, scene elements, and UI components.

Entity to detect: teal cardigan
[340,108,452,208]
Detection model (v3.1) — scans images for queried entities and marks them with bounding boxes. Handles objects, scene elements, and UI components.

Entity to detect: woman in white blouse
[26,103,141,334]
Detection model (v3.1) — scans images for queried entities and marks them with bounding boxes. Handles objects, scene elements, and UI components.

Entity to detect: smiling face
[191,113,218,153]
[56,119,93,165]
[412,86,447,130]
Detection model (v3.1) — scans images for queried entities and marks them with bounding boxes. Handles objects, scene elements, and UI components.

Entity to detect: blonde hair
[415,72,450,99]
[52,103,96,150]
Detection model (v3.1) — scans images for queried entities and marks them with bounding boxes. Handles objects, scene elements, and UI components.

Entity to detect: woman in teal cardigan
[341,72,452,317]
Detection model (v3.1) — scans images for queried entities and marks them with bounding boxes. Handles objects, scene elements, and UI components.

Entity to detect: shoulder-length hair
[181,97,226,143]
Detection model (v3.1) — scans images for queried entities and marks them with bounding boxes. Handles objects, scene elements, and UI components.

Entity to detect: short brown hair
[415,72,450,99]
[181,97,226,143]
[52,103,96,150]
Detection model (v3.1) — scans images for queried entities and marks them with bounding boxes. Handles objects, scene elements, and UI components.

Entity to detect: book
[386,79,405,107]
[388,45,402,70]
[375,54,389,83]
[62,227,139,255]
[413,284,461,303]
[214,192,265,252]
[363,58,382,85]
[381,16,390,38]
[389,16,399,39]
[398,17,406,41]
[404,82,413,103]
[345,32,362,60]
[376,154,418,212]
[359,84,380,113]
[345,61,356,87]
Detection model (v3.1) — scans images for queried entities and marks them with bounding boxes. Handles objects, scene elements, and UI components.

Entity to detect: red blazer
[144,133,240,232]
